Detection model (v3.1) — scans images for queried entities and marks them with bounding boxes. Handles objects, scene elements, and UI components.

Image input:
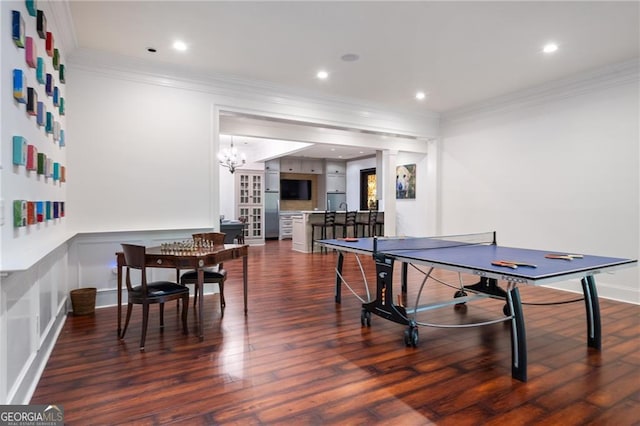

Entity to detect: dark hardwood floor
[32,240,639,425]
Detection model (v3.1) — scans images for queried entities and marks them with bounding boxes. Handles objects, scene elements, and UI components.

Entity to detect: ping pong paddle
[545,254,584,260]
[492,260,537,269]
[339,237,359,242]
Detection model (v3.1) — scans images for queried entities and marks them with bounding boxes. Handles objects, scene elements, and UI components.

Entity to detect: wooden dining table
[116,243,249,341]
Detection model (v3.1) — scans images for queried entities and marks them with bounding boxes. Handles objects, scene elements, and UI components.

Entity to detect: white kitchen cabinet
[279,213,295,240]
[236,170,264,242]
[291,216,307,252]
[326,174,346,193]
[280,157,324,174]
[265,159,280,171]
[300,159,323,174]
[325,160,346,175]
[280,157,300,173]
[265,171,280,191]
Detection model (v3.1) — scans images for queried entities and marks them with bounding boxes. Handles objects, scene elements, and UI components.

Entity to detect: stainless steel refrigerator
[264,191,280,239]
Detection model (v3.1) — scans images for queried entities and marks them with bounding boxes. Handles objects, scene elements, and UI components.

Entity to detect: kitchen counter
[292,211,384,253]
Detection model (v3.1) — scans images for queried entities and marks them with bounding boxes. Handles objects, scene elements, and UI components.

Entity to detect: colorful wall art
[8,2,69,233]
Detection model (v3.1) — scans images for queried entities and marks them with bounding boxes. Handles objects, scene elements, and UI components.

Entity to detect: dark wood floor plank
[30,239,640,424]
[588,398,640,426]
[483,404,548,425]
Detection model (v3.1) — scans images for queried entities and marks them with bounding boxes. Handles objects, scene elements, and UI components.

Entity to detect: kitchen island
[292,211,384,253]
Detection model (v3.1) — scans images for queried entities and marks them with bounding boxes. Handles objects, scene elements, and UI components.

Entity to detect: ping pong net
[372,231,496,256]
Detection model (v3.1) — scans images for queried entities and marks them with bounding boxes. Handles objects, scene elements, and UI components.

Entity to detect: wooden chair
[335,211,357,238]
[120,244,189,351]
[310,211,336,253]
[179,232,227,313]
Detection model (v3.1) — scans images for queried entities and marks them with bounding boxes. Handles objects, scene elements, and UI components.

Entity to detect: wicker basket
[70,288,97,316]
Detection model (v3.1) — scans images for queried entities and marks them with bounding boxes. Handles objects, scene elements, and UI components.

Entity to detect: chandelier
[217,137,246,174]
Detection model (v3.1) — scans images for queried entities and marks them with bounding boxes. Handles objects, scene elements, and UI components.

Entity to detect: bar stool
[356,210,377,237]
[310,211,336,253]
[374,212,384,236]
[335,211,357,238]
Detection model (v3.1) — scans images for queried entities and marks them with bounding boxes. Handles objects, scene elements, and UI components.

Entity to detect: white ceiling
[67,1,639,159]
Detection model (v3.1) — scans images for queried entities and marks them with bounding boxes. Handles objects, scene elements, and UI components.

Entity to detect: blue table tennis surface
[318,237,635,284]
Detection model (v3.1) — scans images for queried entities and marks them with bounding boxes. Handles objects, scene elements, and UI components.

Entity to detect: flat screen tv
[280,179,312,200]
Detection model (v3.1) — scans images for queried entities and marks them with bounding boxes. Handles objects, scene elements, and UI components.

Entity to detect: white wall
[439,68,639,302]
[67,69,217,233]
[64,49,437,236]
[395,151,429,236]
[345,157,375,210]
[0,1,70,404]
[346,152,431,237]
[1,1,69,271]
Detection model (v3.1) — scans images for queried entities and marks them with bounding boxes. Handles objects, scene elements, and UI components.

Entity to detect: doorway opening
[359,168,377,210]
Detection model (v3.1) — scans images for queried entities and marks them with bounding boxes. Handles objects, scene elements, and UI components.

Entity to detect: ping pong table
[318,232,636,381]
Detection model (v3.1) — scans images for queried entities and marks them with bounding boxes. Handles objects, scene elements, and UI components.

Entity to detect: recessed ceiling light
[341,53,359,62]
[543,43,558,53]
[415,91,427,101]
[172,40,188,51]
[316,70,329,80]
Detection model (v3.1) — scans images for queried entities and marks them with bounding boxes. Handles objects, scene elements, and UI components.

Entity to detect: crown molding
[43,0,77,54]
[441,59,639,127]
[67,48,439,139]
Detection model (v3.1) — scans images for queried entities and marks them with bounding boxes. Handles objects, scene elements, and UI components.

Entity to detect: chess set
[159,239,221,255]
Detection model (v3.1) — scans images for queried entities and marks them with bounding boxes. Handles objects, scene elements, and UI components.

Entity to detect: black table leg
[508,286,527,382]
[198,268,204,341]
[335,251,344,303]
[581,275,601,350]
[117,261,122,338]
[243,255,248,315]
[401,262,408,295]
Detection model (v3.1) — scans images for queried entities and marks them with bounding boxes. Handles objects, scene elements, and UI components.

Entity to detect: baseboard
[545,279,639,305]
